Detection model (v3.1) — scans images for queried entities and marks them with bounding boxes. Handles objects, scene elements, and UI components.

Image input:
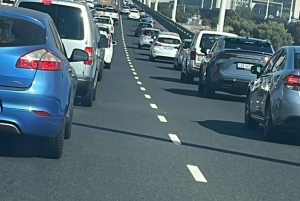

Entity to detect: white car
[94,17,114,36]
[138,28,161,49]
[120,6,130,14]
[86,0,94,8]
[99,31,117,69]
[105,7,119,24]
[149,32,182,62]
[128,9,140,20]
[94,7,106,16]
[98,24,113,41]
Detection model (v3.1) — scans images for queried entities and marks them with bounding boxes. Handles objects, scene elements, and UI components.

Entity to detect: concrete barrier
[133,0,195,40]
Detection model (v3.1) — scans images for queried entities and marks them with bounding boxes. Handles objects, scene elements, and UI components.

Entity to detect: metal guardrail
[133,0,195,40]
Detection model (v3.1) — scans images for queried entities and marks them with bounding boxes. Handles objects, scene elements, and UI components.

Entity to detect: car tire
[64,108,73,139]
[244,95,259,129]
[104,62,111,69]
[180,72,185,82]
[263,101,277,141]
[93,82,97,101]
[203,78,215,98]
[97,67,103,81]
[149,55,155,62]
[185,73,194,83]
[81,88,93,107]
[138,44,142,49]
[45,121,65,159]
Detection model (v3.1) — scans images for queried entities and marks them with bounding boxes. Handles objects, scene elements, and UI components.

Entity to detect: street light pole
[154,0,158,11]
[217,0,226,32]
[288,0,295,23]
[148,0,151,7]
[171,0,178,22]
[264,0,270,19]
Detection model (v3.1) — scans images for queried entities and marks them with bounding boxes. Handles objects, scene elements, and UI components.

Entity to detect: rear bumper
[76,77,94,96]
[0,108,63,137]
[152,50,176,59]
[211,72,252,95]
[187,60,201,77]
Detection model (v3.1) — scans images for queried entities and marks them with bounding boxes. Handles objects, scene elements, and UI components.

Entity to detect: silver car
[245,46,300,141]
[138,28,160,49]
[174,39,192,71]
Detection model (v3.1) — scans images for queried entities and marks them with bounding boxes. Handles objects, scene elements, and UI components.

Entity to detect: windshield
[18,2,84,40]
[199,34,224,49]
[224,39,273,53]
[95,18,111,24]
[0,15,45,47]
[183,41,191,49]
[158,37,181,44]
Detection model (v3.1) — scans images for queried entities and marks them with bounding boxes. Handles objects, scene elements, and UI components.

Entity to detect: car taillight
[262,56,270,62]
[154,42,162,46]
[84,47,93,65]
[33,110,50,117]
[190,50,196,60]
[108,35,112,40]
[216,53,237,59]
[213,65,218,75]
[180,50,184,54]
[111,25,114,30]
[41,0,52,4]
[284,75,300,89]
[16,49,62,70]
[142,34,145,37]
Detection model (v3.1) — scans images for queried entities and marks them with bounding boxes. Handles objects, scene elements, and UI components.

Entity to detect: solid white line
[168,133,181,145]
[157,115,167,123]
[137,81,142,85]
[186,165,208,183]
[140,87,146,91]
[150,103,158,109]
[133,72,137,75]
[144,94,151,99]
[135,76,139,79]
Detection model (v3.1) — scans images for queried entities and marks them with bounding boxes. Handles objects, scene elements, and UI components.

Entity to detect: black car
[198,36,274,98]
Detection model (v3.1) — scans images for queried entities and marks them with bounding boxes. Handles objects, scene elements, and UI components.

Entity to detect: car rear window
[183,41,191,49]
[98,26,109,34]
[106,8,118,13]
[294,53,300,69]
[95,8,105,11]
[139,23,152,28]
[131,10,139,13]
[158,37,181,45]
[225,38,273,53]
[0,16,45,47]
[143,30,159,36]
[95,18,111,24]
[140,9,145,12]
[18,2,84,40]
[199,34,224,49]
[123,6,129,9]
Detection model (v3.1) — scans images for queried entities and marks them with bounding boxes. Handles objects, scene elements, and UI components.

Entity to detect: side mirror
[251,65,263,75]
[69,49,89,62]
[112,40,117,45]
[98,37,109,48]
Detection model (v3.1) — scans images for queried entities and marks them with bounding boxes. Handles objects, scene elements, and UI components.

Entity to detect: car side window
[271,50,287,72]
[49,20,66,56]
[262,50,282,75]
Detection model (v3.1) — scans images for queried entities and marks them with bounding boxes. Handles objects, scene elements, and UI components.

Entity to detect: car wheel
[97,67,103,81]
[81,88,93,107]
[244,95,259,129]
[198,75,205,95]
[185,72,194,83]
[93,82,97,101]
[45,120,65,159]
[149,55,155,62]
[263,101,277,141]
[180,71,185,82]
[138,44,141,49]
[64,108,73,139]
[203,78,215,98]
[104,62,111,69]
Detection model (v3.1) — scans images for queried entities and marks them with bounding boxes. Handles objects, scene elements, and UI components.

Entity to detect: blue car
[0,6,94,159]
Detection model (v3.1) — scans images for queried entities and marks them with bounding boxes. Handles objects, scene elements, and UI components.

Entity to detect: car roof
[142,28,160,31]
[0,4,50,26]
[15,0,86,7]
[159,31,179,36]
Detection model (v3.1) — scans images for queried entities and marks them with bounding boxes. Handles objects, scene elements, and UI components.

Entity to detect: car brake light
[41,0,52,4]
[216,53,237,59]
[16,49,62,70]
[33,110,50,117]
[111,25,114,30]
[84,47,93,65]
[180,50,184,54]
[284,75,300,89]
[108,35,112,40]
[190,50,196,60]
[213,65,218,75]
[154,42,162,46]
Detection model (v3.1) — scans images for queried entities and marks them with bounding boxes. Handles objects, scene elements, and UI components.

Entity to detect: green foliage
[287,22,300,45]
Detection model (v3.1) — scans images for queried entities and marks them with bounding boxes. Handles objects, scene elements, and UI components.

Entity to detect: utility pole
[154,0,158,11]
[217,0,226,32]
[171,0,178,22]
[264,0,270,19]
[183,4,186,13]
[288,0,295,23]
[148,0,151,7]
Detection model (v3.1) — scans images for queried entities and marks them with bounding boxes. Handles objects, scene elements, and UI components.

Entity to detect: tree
[286,22,300,45]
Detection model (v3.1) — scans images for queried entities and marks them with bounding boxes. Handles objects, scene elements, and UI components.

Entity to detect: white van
[181,30,238,83]
[14,0,107,107]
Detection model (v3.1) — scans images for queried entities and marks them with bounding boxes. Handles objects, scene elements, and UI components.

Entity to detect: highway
[0,14,300,201]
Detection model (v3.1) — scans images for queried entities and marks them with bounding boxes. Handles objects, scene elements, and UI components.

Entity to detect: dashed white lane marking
[135,76,139,79]
[129,62,132,65]
[137,81,142,85]
[140,87,146,91]
[131,68,135,71]
[157,115,167,123]
[133,72,137,75]
[130,64,134,68]
[144,94,151,99]
[186,165,208,183]
[150,103,158,109]
[168,133,181,145]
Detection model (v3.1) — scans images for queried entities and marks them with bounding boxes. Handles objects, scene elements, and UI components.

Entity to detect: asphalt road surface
[0,14,300,201]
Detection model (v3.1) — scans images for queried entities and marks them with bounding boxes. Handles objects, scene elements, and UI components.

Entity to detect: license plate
[237,63,252,70]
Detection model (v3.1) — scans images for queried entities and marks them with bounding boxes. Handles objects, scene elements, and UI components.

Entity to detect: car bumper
[211,71,252,95]
[139,40,152,47]
[186,60,201,76]
[152,50,176,59]
[76,77,94,96]
[0,108,63,137]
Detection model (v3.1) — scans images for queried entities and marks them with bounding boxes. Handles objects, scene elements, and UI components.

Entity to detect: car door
[251,49,283,117]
